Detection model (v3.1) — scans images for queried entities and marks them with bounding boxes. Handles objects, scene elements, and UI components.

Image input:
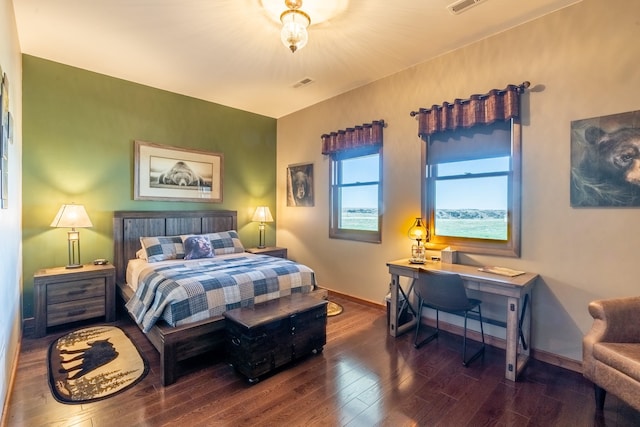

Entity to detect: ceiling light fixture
[280,0,311,53]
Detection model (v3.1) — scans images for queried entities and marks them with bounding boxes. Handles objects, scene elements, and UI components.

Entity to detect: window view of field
[435,209,507,240]
[340,207,378,231]
[434,157,509,241]
[338,154,380,232]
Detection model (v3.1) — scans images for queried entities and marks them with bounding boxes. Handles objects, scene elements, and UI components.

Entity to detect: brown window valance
[321,120,385,155]
[410,82,529,139]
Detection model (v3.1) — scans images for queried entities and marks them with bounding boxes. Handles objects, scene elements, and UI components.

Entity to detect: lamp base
[65,264,83,269]
[66,233,84,269]
[410,243,426,264]
[257,223,266,250]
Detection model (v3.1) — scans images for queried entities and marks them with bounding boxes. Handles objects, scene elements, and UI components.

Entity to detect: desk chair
[414,270,485,366]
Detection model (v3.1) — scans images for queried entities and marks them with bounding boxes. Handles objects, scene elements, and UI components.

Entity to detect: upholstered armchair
[582,296,640,412]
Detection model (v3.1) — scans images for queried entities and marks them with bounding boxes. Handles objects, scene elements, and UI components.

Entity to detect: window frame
[329,146,383,243]
[422,119,521,257]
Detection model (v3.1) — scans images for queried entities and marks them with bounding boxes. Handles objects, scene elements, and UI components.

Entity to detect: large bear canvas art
[571,110,640,207]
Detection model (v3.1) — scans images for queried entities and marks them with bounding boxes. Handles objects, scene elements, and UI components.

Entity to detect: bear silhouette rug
[48,325,148,404]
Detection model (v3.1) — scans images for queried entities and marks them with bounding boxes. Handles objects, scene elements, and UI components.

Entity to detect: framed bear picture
[570,110,640,207]
[287,162,314,207]
[134,140,223,202]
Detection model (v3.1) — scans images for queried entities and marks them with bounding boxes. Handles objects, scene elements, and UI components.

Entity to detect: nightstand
[33,263,116,337]
[246,246,288,259]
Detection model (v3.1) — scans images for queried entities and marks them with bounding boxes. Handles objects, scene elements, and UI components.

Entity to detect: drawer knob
[67,289,88,297]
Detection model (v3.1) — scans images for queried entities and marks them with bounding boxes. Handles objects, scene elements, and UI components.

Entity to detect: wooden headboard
[113,210,238,284]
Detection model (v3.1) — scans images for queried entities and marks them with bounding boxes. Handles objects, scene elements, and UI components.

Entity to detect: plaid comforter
[126,255,316,333]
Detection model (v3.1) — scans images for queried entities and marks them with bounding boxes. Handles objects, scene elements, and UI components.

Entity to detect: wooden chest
[224,294,328,383]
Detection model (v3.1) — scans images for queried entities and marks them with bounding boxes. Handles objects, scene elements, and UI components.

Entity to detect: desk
[386,259,538,381]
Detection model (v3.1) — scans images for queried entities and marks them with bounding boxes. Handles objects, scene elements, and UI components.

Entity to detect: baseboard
[1,332,22,427]
[324,288,385,311]
[530,348,582,373]
[323,289,583,374]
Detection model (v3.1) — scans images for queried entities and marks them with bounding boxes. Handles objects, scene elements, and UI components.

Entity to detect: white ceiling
[13,0,580,118]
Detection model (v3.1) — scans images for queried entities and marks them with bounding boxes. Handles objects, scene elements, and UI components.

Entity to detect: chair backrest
[415,271,473,312]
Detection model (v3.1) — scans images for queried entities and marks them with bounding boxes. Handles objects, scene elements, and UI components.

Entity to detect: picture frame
[134,140,223,203]
[287,162,314,207]
[570,110,640,207]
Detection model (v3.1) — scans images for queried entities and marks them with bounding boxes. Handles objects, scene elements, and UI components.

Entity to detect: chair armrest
[587,296,640,343]
[583,296,640,377]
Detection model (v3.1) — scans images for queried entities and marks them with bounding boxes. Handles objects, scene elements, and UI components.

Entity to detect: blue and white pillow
[139,235,185,263]
[206,230,245,255]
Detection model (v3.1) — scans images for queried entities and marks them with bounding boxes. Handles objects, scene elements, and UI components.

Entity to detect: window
[330,147,382,243]
[423,119,521,256]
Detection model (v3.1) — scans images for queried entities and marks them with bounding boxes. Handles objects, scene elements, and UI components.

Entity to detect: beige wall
[276,0,640,362]
[0,0,22,419]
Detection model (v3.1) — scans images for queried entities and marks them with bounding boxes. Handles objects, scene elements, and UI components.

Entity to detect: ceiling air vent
[293,77,314,89]
[447,0,486,15]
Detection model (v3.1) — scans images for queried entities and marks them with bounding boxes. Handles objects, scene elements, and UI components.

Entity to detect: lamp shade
[407,217,428,241]
[252,206,274,223]
[50,204,93,229]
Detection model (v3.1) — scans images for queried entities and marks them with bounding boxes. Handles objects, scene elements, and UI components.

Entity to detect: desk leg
[505,297,519,381]
[389,274,417,337]
[389,274,400,337]
[517,291,532,377]
[505,293,532,381]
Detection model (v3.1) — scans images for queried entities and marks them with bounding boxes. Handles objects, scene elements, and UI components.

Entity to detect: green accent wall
[22,55,277,318]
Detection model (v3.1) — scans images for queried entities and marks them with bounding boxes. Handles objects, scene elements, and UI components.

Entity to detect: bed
[113,210,324,385]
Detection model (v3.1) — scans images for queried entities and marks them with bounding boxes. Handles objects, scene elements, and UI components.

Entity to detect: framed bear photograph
[287,162,314,207]
[570,110,640,207]
[134,140,223,203]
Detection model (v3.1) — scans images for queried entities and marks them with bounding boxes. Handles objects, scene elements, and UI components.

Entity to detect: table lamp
[407,217,428,264]
[252,206,274,249]
[50,204,93,269]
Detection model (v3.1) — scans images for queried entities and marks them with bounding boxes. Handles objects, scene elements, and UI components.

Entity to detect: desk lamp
[408,217,428,264]
[51,204,93,269]
[252,206,274,249]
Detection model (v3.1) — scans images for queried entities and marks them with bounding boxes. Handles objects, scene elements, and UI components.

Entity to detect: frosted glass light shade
[407,217,427,241]
[280,9,310,53]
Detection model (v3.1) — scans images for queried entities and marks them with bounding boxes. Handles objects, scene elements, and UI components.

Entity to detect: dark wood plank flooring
[5,295,639,426]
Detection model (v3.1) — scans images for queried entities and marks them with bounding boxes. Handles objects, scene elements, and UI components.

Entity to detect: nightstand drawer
[47,278,105,304]
[47,297,106,326]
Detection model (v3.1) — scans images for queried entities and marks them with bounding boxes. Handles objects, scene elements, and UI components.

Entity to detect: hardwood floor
[5,295,639,426]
